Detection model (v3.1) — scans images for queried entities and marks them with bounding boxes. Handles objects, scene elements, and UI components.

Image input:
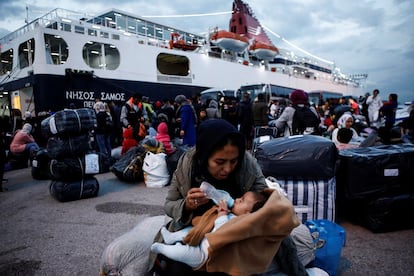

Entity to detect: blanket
[202,190,300,276]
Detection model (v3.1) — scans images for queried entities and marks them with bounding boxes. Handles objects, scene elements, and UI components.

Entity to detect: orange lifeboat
[249,40,279,60]
[169,32,199,51]
[210,29,249,53]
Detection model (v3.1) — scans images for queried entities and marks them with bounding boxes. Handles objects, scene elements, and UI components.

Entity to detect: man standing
[366,89,383,128]
[120,93,147,141]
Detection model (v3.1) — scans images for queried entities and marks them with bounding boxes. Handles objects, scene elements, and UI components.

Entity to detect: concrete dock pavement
[1,168,414,275]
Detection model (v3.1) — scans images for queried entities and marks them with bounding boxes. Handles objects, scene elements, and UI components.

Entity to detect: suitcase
[256,135,338,180]
[49,177,99,202]
[277,178,336,223]
[337,144,414,200]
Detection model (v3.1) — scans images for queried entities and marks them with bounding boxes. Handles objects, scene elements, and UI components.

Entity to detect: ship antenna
[25,6,29,24]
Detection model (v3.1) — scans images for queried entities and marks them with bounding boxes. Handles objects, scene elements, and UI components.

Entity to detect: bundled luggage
[49,153,110,181]
[46,134,91,159]
[49,177,100,202]
[258,135,339,223]
[278,178,336,223]
[337,144,414,200]
[41,108,96,137]
[336,144,414,232]
[358,193,414,232]
[255,135,337,180]
[42,108,100,201]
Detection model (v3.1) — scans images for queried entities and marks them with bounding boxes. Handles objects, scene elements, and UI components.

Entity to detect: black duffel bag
[41,108,96,138]
[46,133,92,159]
[49,176,99,202]
[49,152,110,181]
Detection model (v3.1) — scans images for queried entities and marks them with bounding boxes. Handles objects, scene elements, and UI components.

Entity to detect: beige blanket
[201,190,300,276]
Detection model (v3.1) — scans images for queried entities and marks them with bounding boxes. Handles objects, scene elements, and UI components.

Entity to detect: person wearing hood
[205,99,220,120]
[95,101,113,159]
[155,114,174,155]
[10,123,40,157]
[121,126,138,155]
[147,119,306,276]
[174,94,197,147]
[331,113,361,147]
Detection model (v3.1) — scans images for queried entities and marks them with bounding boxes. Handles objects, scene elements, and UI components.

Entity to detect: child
[155,114,173,155]
[336,127,359,150]
[121,127,138,155]
[150,191,267,269]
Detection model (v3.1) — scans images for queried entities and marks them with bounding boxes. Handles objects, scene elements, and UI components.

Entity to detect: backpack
[291,106,320,135]
[110,146,146,182]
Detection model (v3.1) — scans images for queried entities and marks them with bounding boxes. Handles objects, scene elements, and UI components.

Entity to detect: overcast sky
[0,0,413,102]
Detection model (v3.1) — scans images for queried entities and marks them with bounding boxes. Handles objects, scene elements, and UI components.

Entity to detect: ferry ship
[0,0,367,116]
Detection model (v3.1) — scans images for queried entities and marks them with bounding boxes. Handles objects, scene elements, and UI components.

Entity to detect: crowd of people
[1,88,413,188]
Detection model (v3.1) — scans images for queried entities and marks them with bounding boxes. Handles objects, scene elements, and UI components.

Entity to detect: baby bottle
[200,181,234,208]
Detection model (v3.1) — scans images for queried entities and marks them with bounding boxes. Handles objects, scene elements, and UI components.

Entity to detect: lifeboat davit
[249,40,279,60]
[210,30,249,53]
[169,32,199,51]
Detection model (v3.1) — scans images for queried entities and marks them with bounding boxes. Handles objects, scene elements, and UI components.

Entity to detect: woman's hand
[185,187,208,210]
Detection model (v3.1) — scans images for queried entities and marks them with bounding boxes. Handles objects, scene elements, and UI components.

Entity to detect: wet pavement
[1,168,413,275]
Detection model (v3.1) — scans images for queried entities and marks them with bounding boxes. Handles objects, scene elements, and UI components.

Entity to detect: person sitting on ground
[147,119,304,276]
[331,113,362,147]
[10,123,40,157]
[121,126,138,155]
[155,114,174,155]
[150,190,267,269]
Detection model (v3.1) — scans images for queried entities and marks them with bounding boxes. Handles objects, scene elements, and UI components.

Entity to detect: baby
[150,190,267,269]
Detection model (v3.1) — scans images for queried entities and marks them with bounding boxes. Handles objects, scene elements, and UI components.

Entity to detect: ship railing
[0,8,87,45]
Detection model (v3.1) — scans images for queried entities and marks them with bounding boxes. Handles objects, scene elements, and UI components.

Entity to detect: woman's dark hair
[390,93,398,102]
[194,119,246,179]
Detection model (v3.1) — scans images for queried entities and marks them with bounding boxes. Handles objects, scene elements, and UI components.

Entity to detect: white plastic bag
[142,152,170,188]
